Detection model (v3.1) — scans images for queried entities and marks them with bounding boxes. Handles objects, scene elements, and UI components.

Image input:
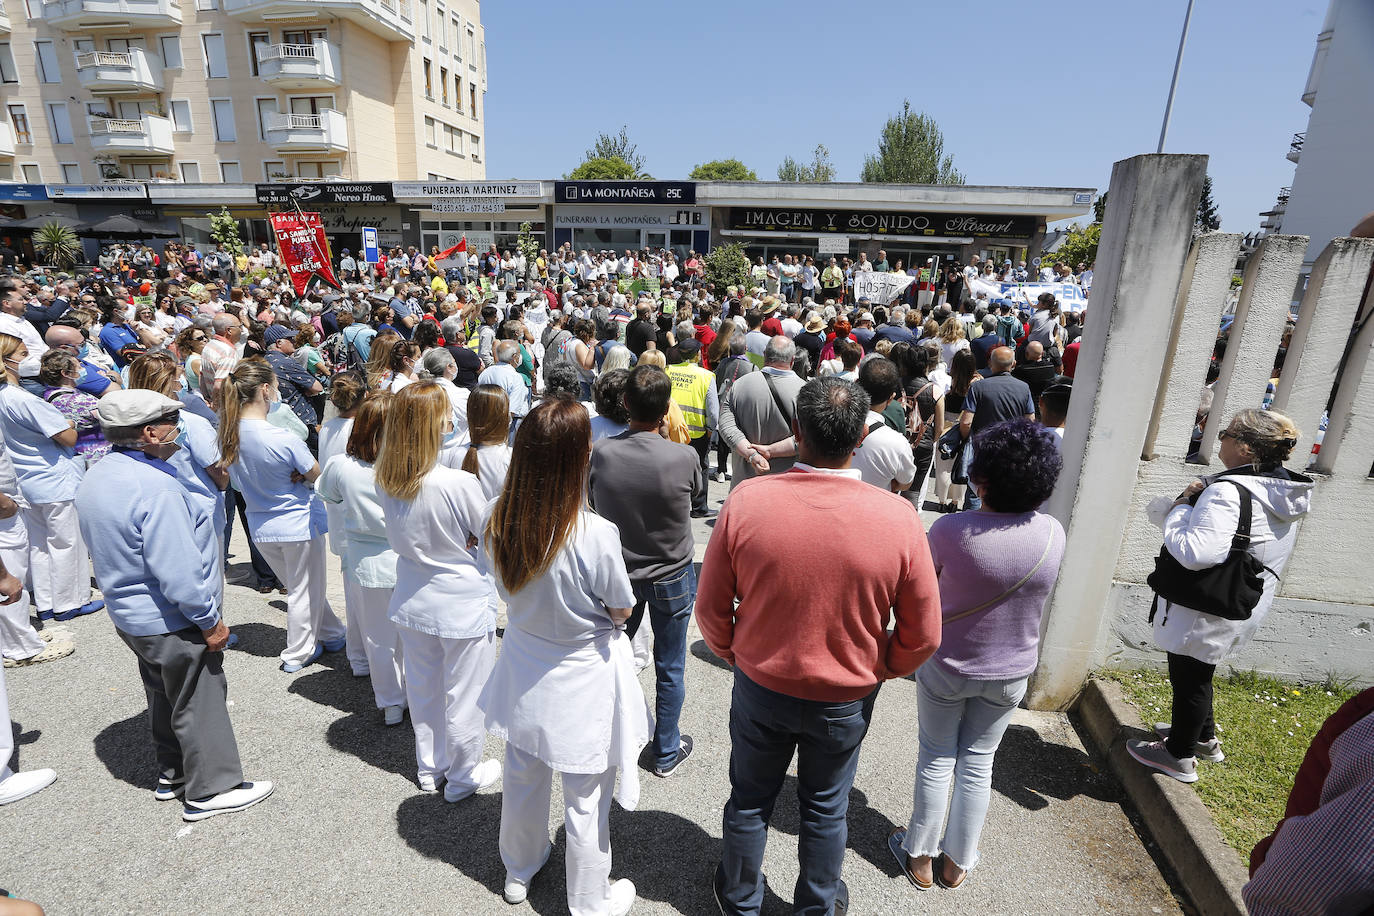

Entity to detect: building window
[454,75,463,112]
[451,17,461,60]
[256,98,279,139]
[195,0,219,9]
[297,161,341,179]
[0,43,17,84]
[440,66,448,105]
[169,99,192,133]
[419,0,429,41]
[247,31,269,77]
[282,28,326,45]
[34,40,60,83]
[8,105,31,144]
[179,161,201,182]
[263,160,285,181]
[435,5,445,49]
[21,164,40,183]
[160,35,182,69]
[219,161,242,182]
[211,99,236,141]
[424,116,436,147]
[470,84,477,117]
[471,134,480,160]
[423,59,433,99]
[466,30,475,68]
[202,34,228,79]
[61,163,81,183]
[444,124,456,154]
[45,102,73,144]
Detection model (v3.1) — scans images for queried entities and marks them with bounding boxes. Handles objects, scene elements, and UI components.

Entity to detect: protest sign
[853,271,914,305]
[270,211,340,296]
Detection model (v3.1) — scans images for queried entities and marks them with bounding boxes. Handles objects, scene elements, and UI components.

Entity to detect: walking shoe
[36,609,55,621]
[712,865,729,914]
[37,627,71,642]
[4,639,74,667]
[608,878,636,916]
[653,735,694,778]
[182,780,273,821]
[279,644,324,674]
[709,470,722,482]
[690,508,717,520]
[382,705,406,727]
[1153,723,1225,762]
[153,776,186,801]
[0,767,57,805]
[320,636,347,653]
[1126,739,1198,783]
[832,878,849,915]
[886,828,931,890]
[444,759,501,802]
[503,843,552,904]
[416,774,440,792]
[52,599,104,622]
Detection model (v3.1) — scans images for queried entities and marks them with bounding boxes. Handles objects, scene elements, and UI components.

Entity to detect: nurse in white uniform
[317,393,406,725]
[376,381,500,798]
[317,371,368,677]
[438,384,511,501]
[218,361,346,673]
[479,398,650,916]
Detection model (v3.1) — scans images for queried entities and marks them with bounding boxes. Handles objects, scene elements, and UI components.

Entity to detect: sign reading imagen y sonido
[256,182,395,206]
[724,207,1037,238]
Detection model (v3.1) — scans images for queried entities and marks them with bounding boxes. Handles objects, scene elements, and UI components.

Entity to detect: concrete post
[1026,153,1207,711]
[1195,235,1308,463]
[1271,237,1374,459]
[1143,232,1243,459]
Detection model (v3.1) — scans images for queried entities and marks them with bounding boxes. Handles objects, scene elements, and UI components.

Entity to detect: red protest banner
[269,210,341,296]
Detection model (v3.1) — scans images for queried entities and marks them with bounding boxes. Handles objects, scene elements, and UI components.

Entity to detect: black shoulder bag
[763,372,795,430]
[1146,479,1276,622]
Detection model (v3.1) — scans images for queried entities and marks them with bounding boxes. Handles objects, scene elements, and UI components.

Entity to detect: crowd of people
[0,235,1348,916]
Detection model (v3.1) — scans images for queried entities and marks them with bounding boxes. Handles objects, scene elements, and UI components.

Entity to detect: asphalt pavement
[1,476,1187,915]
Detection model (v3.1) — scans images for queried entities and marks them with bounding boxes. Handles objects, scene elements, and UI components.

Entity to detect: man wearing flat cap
[76,390,272,821]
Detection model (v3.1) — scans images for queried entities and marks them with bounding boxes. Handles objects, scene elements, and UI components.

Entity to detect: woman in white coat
[479,398,650,916]
[318,371,368,677]
[318,393,406,726]
[218,361,347,673]
[1128,408,1313,783]
[376,381,500,798]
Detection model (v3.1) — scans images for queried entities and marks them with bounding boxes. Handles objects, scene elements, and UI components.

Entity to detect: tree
[688,159,757,181]
[1196,175,1221,231]
[34,222,81,269]
[703,241,750,296]
[516,221,540,275]
[1092,191,1108,224]
[582,127,649,177]
[564,156,641,181]
[1050,223,1100,270]
[860,100,963,185]
[777,144,837,183]
[208,206,245,284]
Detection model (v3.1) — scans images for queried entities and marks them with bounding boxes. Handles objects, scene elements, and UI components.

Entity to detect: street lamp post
[1157,0,1196,153]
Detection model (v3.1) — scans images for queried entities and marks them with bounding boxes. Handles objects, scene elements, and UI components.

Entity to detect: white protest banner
[817,235,850,255]
[996,282,1089,313]
[853,271,914,305]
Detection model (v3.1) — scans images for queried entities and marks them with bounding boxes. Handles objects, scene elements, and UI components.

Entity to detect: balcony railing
[74,47,161,91]
[42,0,181,30]
[0,122,14,158]
[1286,131,1305,163]
[89,117,145,134]
[88,114,175,154]
[263,108,348,152]
[256,40,340,86]
[258,43,315,61]
[1276,186,1291,208]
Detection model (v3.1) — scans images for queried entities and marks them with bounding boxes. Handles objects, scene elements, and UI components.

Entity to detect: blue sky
[481,0,1325,232]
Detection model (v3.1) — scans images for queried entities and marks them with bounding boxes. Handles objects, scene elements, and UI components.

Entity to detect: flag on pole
[436,237,467,272]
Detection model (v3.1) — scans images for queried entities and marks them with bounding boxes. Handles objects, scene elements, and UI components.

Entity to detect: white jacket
[1147,469,1313,664]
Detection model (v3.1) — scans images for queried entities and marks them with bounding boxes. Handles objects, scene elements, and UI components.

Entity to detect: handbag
[1146,479,1276,622]
[942,528,1056,626]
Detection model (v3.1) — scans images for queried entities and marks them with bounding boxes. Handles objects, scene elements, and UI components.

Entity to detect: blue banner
[0,183,49,202]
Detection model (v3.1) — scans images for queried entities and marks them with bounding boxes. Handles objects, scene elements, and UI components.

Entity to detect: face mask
[77,343,90,359]
[442,420,459,445]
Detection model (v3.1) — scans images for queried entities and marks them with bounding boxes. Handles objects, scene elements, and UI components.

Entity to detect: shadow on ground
[93,711,156,791]
[289,666,416,781]
[690,639,731,672]
[992,724,1120,811]
[226,621,286,660]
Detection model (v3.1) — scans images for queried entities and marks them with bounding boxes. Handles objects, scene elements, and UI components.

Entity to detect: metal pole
[1157,0,1195,153]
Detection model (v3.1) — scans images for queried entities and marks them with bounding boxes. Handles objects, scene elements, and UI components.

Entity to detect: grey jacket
[718,367,804,487]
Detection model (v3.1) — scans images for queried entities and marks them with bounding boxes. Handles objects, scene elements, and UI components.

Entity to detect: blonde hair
[939,316,966,343]
[637,349,666,369]
[375,381,448,501]
[128,351,181,396]
[217,361,276,467]
[1226,408,1300,469]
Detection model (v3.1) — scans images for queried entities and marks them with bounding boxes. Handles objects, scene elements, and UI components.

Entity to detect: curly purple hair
[968,418,1063,513]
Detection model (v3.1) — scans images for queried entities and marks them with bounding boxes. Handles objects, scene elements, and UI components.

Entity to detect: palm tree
[34,222,82,269]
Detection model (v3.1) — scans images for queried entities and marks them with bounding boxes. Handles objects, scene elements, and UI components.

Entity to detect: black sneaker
[833,878,849,915]
[653,735,694,778]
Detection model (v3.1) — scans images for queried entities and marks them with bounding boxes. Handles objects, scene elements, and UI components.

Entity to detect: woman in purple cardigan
[888,419,1066,892]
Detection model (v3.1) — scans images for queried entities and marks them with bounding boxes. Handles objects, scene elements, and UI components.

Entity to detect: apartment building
[0,0,486,184]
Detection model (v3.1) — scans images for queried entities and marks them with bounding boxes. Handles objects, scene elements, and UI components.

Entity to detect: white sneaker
[444,759,501,802]
[0,768,56,805]
[153,776,186,801]
[503,843,552,905]
[383,705,406,727]
[1153,723,1225,762]
[182,780,274,821]
[609,878,636,916]
[1126,739,1198,783]
[417,774,439,792]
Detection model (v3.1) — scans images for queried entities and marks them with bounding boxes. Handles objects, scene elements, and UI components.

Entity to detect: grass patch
[1098,667,1359,857]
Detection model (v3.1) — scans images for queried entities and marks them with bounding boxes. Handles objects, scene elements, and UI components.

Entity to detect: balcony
[257,40,340,88]
[1286,132,1304,163]
[75,48,162,93]
[42,0,180,30]
[1275,187,1291,210]
[224,0,411,42]
[88,115,175,155]
[263,109,348,153]
[0,122,14,159]
[0,6,10,32]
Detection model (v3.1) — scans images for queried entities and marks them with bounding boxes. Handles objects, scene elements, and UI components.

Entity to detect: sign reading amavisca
[723,207,1038,238]
[255,183,394,205]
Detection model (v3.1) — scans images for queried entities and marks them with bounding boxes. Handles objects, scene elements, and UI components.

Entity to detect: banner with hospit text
[270,211,340,296]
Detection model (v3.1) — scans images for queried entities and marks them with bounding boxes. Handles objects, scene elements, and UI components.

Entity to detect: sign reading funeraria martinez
[724,207,1038,238]
[555,181,696,205]
[255,183,394,206]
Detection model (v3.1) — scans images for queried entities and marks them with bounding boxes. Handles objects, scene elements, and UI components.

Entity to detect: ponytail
[217,361,276,467]
[461,445,480,478]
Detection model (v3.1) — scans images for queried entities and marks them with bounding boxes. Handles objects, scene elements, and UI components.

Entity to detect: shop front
[552,181,708,259]
[255,182,398,256]
[0,183,53,264]
[394,181,547,259]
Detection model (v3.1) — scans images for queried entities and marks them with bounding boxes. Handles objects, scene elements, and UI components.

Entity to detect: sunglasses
[190,335,207,342]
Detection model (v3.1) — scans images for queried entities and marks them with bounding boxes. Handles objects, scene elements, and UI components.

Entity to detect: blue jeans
[720,670,877,916]
[903,661,1026,871]
[628,564,696,767]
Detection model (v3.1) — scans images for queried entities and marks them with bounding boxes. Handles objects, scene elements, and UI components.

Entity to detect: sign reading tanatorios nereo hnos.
[256,183,394,205]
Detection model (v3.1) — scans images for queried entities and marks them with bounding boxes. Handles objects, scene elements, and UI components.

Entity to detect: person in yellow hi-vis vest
[665,338,719,518]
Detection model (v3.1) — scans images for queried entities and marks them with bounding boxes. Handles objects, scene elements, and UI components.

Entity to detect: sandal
[935,853,967,890]
[887,828,932,890]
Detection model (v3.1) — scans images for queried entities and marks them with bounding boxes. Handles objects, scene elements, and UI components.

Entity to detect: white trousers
[399,627,494,788]
[256,538,346,667]
[0,513,42,661]
[341,567,370,676]
[500,744,617,916]
[21,501,90,615]
[352,578,406,709]
[0,665,12,782]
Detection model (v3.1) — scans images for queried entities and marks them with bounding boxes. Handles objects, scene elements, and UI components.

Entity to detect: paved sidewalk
[2,478,1185,915]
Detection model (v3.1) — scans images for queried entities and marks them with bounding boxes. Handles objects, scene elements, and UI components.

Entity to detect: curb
[1075,679,1250,916]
